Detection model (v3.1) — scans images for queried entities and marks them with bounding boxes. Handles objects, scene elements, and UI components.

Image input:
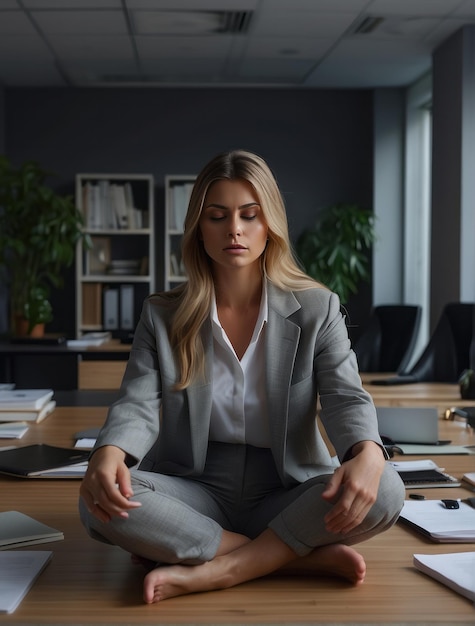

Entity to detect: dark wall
[4,87,374,336]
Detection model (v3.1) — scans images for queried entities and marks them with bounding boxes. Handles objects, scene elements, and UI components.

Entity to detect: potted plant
[295,202,376,304]
[0,156,89,336]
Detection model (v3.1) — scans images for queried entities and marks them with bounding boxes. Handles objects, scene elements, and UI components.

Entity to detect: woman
[79,149,405,604]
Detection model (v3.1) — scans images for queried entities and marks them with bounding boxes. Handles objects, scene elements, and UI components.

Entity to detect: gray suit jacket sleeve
[94,283,383,485]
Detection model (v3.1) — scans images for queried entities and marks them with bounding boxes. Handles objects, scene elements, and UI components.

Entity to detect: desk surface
[1,384,474,625]
[0,339,131,356]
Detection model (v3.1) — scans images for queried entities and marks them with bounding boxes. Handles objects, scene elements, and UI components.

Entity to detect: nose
[228,214,242,238]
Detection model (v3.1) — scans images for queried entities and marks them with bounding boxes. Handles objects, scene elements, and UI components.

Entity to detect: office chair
[353,304,422,373]
[372,302,475,385]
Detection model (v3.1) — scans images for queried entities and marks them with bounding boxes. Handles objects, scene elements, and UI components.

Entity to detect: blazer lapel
[266,284,301,468]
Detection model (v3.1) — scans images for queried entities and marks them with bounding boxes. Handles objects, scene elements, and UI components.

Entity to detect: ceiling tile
[47,35,135,60]
[453,0,475,16]
[253,10,357,37]
[243,36,334,59]
[0,10,38,34]
[22,0,121,7]
[125,0,257,9]
[136,34,235,59]
[31,10,129,35]
[367,0,464,17]
[237,57,315,82]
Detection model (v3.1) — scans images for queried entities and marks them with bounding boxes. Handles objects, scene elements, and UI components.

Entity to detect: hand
[321,440,385,535]
[79,445,142,523]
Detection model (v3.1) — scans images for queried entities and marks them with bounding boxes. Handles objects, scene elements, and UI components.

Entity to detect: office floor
[1,400,474,625]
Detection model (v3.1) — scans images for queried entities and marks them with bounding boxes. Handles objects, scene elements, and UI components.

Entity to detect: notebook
[376,407,442,445]
[0,511,63,549]
[0,551,52,614]
[399,500,475,542]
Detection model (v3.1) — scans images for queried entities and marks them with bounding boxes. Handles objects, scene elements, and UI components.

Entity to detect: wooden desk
[363,375,475,415]
[1,389,474,625]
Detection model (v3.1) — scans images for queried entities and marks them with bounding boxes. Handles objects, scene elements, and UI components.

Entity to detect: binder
[103,287,119,330]
[120,284,134,330]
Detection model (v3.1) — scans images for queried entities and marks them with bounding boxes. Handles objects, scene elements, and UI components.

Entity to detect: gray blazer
[95,282,382,487]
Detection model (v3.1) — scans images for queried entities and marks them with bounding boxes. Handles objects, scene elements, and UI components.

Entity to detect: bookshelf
[164,174,196,290]
[75,174,155,339]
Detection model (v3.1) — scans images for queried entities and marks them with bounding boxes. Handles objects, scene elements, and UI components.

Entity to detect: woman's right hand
[79,445,142,523]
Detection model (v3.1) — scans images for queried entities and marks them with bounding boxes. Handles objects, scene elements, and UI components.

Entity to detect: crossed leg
[143,527,365,604]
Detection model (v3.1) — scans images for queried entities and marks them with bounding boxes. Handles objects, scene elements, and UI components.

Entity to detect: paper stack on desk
[413,552,475,602]
[0,389,56,423]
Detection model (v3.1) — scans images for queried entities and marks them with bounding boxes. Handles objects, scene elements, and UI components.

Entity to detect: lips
[224,244,246,250]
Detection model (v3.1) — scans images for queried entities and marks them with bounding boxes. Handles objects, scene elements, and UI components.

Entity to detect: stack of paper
[0,389,56,424]
[413,552,475,602]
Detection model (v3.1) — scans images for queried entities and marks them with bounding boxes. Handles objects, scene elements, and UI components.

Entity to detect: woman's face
[198,178,268,274]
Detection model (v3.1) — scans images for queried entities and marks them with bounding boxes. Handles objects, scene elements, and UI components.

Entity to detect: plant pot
[13,315,45,338]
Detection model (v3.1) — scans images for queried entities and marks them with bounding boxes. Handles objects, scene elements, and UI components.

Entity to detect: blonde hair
[166,149,319,388]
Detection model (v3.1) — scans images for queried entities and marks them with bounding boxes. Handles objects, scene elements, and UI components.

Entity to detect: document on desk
[413,552,475,602]
[0,550,52,613]
[399,500,475,542]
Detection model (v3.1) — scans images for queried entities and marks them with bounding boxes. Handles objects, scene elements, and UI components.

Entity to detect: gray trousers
[79,442,405,565]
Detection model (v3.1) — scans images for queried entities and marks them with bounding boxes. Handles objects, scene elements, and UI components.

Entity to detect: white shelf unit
[164,174,196,290]
[75,173,155,338]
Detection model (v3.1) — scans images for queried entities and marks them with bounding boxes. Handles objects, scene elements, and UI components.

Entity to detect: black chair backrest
[354,305,421,372]
[402,302,475,382]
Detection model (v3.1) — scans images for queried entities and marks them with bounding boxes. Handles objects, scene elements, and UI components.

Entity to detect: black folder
[0,444,89,478]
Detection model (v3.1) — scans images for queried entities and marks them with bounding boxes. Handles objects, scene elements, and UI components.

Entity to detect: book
[462,471,475,487]
[0,422,29,438]
[389,459,460,488]
[0,389,54,411]
[67,331,111,348]
[0,444,89,478]
[399,499,475,542]
[413,552,475,602]
[0,511,63,549]
[0,550,52,614]
[0,400,56,423]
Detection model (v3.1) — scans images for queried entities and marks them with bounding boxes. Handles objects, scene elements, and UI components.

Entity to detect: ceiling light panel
[133,10,225,35]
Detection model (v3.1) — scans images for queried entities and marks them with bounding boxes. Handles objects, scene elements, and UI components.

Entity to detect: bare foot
[281,543,366,585]
[143,560,222,603]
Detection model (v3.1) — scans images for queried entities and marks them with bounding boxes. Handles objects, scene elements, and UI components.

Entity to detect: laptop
[375,407,442,445]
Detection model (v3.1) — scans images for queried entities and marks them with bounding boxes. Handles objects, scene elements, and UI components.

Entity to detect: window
[403,73,432,364]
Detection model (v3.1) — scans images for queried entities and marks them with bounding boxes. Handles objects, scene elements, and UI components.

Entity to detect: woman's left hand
[321,440,386,535]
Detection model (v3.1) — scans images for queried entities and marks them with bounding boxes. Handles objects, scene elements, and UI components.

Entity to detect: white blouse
[208,284,270,448]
